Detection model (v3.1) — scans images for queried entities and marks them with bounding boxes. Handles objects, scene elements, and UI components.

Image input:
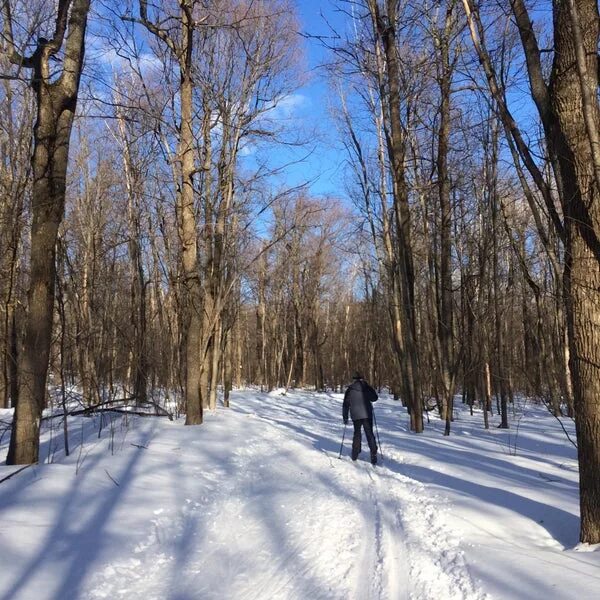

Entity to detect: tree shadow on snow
[232,393,347,459]
[0,423,155,600]
[379,451,580,549]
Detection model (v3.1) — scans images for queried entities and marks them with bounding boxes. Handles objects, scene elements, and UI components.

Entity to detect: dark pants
[352,418,377,461]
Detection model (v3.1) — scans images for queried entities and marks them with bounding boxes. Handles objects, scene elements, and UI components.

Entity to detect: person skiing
[342,372,378,465]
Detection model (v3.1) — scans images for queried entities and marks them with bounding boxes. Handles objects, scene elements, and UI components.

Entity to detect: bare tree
[462,0,600,544]
[0,63,32,410]
[2,0,91,464]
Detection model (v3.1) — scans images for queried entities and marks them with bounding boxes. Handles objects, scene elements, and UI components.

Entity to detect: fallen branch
[0,464,32,485]
[538,472,561,483]
[42,397,173,421]
[77,397,138,414]
[539,396,578,449]
[41,397,136,421]
[104,469,120,486]
[74,407,172,420]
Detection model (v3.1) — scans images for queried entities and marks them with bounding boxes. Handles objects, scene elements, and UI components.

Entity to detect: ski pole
[338,421,347,458]
[373,408,384,462]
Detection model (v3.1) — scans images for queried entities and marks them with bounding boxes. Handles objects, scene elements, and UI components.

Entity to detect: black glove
[343,418,348,425]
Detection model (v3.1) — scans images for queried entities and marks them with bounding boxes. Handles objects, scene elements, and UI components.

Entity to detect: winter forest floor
[0,390,599,600]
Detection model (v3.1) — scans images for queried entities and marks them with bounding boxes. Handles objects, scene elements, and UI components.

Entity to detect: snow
[1,391,599,600]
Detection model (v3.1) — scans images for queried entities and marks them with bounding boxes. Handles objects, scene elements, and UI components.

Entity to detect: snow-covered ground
[0,390,598,600]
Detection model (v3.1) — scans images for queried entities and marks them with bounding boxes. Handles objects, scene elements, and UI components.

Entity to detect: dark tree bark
[256,248,267,391]
[135,0,203,424]
[464,0,600,543]
[434,1,457,435]
[550,0,600,544]
[116,110,148,406]
[369,0,423,431]
[178,9,203,425]
[4,0,91,464]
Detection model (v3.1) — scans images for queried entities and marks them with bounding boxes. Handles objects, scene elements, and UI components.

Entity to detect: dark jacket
[343,379,378,422]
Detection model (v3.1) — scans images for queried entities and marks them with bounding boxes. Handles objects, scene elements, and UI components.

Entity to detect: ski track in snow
[84,391,486,600]
[3,390,598,600]
[379,451,488,600]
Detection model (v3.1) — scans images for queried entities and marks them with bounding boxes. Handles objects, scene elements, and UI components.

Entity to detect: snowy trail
[227,392,484,599]
[361,464,408,600]
[82,391,419,600]
[1,389,599,599]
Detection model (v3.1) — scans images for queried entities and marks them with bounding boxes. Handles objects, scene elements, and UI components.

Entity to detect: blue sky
[275,0,350,198]
[85,0,350,199]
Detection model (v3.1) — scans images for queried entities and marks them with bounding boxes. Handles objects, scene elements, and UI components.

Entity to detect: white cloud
[87,34,163,77]
[265,93,308,119]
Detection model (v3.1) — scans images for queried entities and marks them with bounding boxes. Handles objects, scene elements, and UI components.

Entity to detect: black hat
[352,371,363,380]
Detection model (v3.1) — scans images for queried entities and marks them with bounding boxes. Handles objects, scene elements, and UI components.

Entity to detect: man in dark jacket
[342,372,378,465]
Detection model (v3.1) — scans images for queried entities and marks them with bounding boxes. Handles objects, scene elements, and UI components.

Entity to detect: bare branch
[461,0,565,241]
[509,0,551,121]
[565,0,600,199]
[124,1,180,57]
[60,0,91,94]
[1,0,31,66]
[46,0,71,56]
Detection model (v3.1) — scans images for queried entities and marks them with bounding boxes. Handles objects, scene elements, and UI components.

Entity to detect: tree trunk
[209,323,221,409]
[437,1,456,435]
[178,6,203,425]
[550,0,600,544]
[256,250,266,391]
[370,0,422,431]
[223,328,233,407]
[489,125,509,429]
[117,110,147,405]
[7,0,90,464]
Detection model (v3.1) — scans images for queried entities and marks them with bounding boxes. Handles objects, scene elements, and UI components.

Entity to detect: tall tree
[2,0,91,464]
[367,0,423,431]
[0,64,32,410]
[133,0,204,424]
[463,0,600,544]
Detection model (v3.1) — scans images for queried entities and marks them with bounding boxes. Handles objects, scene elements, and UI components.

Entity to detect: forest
[1,0,600,564]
